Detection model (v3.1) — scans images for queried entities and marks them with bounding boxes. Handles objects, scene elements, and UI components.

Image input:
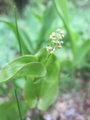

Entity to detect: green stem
[14,84,23,120]
[45,53,51,64]
[13,10,23,120]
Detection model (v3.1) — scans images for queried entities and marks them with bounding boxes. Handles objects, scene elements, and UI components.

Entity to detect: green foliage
[0,101,28,120]
[0,55,46,82]
[0,0,90,119]
[0,20,34,54]
[53,0,90,71]
[53,0,69,24]
[24,52,59,111]
[37,54,59,111]
[35,3,57,52]
[53,0,77,59]
[0,49,59,111]
[75,39,90,66]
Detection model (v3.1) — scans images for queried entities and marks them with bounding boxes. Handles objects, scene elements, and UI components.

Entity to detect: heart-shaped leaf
[0,55,46,83]
[37,54,59,111]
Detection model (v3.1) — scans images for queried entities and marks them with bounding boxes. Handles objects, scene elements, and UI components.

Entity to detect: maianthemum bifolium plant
[0,24,64,120]
[0,0,90,119]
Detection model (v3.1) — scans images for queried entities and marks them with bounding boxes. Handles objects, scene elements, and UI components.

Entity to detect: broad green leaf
[24,49,48,108]
[0,55,36,83]
[21,30,34,53]
[53,0,77,59]
[38,54,59,111]
[75,39,90,66]
[53,0,69,24]
[0,55,46,83]
[1,20,33,54]
[24,76,38,108]
[24,53,59,111]
[0,101,28,120]
[35,4,57,51]
[15,62,46,78]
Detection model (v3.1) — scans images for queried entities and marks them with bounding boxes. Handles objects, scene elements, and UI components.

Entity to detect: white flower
[56,28,61,32]
[49,32,56,40]
[47,28,64,53]
[46,46,55,54]
[52,40,60,44]
[61,41,64,44]
[58,45,62,48]
[51,32,56,37]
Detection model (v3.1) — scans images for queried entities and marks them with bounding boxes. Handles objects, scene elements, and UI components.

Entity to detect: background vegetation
[0,0,90,119]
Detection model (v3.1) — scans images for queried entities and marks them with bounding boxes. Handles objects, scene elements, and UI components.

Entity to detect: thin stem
[14,85,23,120]
[13,10,23,120]
[45,53,51,64]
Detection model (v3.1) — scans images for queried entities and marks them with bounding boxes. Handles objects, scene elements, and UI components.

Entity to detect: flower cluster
[46,28,64,53]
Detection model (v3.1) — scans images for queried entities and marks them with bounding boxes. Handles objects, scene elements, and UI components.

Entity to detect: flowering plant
[0,28,64,112]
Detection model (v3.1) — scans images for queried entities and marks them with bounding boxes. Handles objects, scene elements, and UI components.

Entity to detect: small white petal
[51,32,56,37]
[61,34,64,37]
[46,46,52,50]
[49,35,52,39]
[60,31,64,34]
[52,40,60,44]
[56,28,61,32]
[50,48,55,53]
[58,45,62,48]
[61,41,64,44]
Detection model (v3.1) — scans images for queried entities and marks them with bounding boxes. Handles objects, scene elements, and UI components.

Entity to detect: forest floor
[42,92,90,120]
[27,91,90,120]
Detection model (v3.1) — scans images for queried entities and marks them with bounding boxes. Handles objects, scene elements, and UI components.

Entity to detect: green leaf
[24,76,38,108]
[24,49,48,109]
[15,62,46,78]
[0,20,33,54]
[0,55,46,83]
[75,39,90,66]
[53,0,69,24]
[38,54,59,111]
[21,30,34,53]
[53,0,77,59]
[24,53,59,111]
[0,101,28,120]
[0,55,36,82]
[35,4,57,51]
[36,48,49,63]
